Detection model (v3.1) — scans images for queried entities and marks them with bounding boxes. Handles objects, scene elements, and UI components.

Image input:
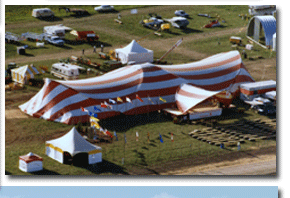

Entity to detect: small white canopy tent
[19,152,43,172]
[115,40,153,64]
[46,127,102,165]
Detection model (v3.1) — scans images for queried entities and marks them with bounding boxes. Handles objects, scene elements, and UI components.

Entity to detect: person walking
[93,45,96,53]
[101,44,104,52]
[82,49,85,55]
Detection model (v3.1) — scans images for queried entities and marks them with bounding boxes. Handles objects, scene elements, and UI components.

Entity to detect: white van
[32,8,54,18]
[51,63,80,80]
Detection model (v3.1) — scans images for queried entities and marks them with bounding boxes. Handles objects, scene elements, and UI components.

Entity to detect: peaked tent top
[116,40,151,54]
[176,83,223,113]
[46,127,101,156]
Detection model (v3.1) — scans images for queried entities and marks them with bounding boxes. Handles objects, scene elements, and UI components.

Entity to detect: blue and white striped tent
[247,16,276,47]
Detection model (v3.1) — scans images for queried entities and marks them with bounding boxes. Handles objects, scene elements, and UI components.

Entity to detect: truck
[70,30,99,42]
[44,35,65,46]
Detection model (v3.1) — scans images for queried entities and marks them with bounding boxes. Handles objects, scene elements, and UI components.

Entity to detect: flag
[148,96,154,104]
[147,132,150,143]
[136,94,143,102]
[91,122,100,129]
[114,131,118,141]
[104,101,112,109]
[136,131,139,141]
[94,106,102,112]
[101,103,107,108]
[117,97,123,102]
[90,116,100,122]
[124,133,127,143]
[109,98,116,104]
[81,107,89,113]
[159,133,164,143]
[159,96,167,103]
[126,97,132,103]
[105,130,113,139]
[171,133,174,142]
[89,111,98,118]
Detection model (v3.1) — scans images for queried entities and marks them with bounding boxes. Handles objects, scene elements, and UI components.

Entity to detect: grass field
[5,5,276,175]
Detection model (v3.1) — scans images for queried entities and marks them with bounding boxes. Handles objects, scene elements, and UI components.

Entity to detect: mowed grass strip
[5,107,276,175]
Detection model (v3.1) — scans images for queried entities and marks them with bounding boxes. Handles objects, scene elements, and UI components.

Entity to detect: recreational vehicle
[32,8,54,18]
[51,63,80,80]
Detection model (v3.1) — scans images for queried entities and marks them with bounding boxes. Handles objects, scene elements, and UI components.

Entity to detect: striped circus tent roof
[19,50,254,125]
[176,84,222,114]
[11,65,45,84]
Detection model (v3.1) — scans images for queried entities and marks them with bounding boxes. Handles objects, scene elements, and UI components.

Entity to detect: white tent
[11,65,45,84]
[19,152,43,172]
[45,127,102,165]
[115,40,153,64]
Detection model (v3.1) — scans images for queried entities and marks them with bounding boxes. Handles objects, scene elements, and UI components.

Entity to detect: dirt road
[163,154,276,175]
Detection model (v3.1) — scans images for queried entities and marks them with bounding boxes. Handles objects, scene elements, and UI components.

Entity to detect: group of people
[82,44,104,55]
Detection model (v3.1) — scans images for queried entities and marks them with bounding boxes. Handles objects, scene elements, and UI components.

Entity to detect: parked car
[94,5,115,12]
[174,10,189,18]
[44,35,65,46]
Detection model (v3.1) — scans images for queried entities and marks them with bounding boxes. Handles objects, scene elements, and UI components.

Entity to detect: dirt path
[5,26,246,64]
[163,154,276,175]
[126,146,276,175]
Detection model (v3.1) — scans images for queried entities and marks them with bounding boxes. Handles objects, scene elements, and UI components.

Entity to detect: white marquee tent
[45,127,102,165]
[115,40,153,64]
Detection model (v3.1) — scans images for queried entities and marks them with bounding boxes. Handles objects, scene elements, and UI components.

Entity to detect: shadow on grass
[58,45,73,50]
[37,16,63,22]
[100,112,170,132]
[181,27,203,34]
[23,53,35,57]
[82,160,129,175]
[30,168,60,175]
[5,170,11,175]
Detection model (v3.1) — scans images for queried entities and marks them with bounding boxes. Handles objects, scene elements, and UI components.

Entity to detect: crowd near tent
[19,50,254,125]
[11,65,45,84]
[19,152,43,172]
[246,16,276,48]
[45,127,102,165]
[115,40,153,64]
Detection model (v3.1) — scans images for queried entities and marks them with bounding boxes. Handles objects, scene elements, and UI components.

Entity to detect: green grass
[5,103,276,175]
[5,5,253,60]
[183,31,276,59]
[5,5,155,24]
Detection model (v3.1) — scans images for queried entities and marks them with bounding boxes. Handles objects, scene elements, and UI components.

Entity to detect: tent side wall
[88,150,102,164]
[127,52,153,64]
[46,144,64,163]
[115,50,128,64]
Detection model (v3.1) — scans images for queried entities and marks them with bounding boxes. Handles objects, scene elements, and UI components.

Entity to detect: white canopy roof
[46,127,101,156]
[116,40,151,54]
[176,83,222,113]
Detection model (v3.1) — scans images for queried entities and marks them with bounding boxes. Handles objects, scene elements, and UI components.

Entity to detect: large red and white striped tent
[19,50,254,125]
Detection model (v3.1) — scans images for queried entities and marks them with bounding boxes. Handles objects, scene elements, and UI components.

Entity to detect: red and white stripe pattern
[19,51,254,125]
[176,83,221,113]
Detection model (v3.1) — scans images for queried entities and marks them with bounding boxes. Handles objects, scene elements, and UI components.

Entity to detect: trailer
[5,32,23,43]
[70,30,99,42]
[240,80,276,101]
[21,32,46,41]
